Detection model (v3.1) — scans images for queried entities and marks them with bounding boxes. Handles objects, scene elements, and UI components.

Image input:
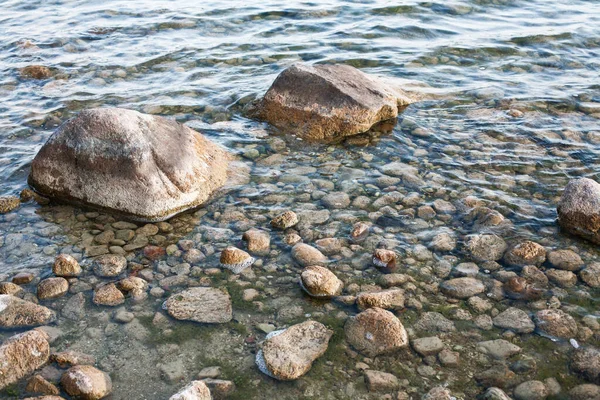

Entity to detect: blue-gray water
[0,1,600,399]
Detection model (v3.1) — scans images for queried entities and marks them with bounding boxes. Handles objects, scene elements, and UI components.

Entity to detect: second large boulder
[251,63,415,142]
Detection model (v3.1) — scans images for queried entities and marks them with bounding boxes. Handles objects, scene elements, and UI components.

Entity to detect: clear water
[0,0,599,399]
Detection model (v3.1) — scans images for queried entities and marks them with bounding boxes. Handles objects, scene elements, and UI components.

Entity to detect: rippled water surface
[1,0,600,399]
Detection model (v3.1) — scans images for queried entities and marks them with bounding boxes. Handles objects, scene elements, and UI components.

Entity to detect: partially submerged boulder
[256,320,332,380]
[251,63,416,142]
[0,295,56,328]
[558,178,600,244]
[60,365,112,400]
[28,108,231,222]
[0,330,50,390]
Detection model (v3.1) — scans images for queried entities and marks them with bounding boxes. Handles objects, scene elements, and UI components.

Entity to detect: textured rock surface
[503,241,546,267]
[165,287,232,323]
[572,347,600,383]
[356,289,405,310]
[28,108,230,222]
[92,254,127,277]
[251,63,415,142]
[300,266,343,297]
[52,254,82,277]
[61,365,112,400]
[37,277,69,300]
[345,307,408,356]
[291,243,327,267]
[0,330,50,390]
[534,309,578,339]
[92,283,125,306]
[493,307,535,333]
[242,229,270,255]
[0,295,55,328]
[219,247,254,273]
[169,380,212,400]
[258,320,332,380]
[440,277,485,299]
[557,178,600,243]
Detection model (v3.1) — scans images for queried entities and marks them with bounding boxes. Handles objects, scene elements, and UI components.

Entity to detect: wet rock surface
[300,265,343,298]
[344,307,408,356]
[60,365,112,400]
[251,63,414,142]
[0,295,56,328]
[0,330,50,390]
[258,320,332,380]
[28,108,231,222]
[164,287,232,323]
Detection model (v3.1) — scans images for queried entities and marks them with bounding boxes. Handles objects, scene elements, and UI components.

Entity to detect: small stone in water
[372,249,397,273]
[270,211,298,230]
[53,254,82,277]
[0,196,20,214]
[219,247,255,274]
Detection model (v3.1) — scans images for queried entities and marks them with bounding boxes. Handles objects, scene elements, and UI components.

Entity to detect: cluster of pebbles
[2,135,600,400]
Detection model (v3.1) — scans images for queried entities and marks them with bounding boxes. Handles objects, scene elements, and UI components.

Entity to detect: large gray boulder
[557,178,600,243]
[251,63,416,142]
[29,108,231,222]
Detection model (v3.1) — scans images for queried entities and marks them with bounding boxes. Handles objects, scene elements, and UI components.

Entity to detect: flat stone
[51,350,96,368]
[165,287,232,324]
[477,339,521,359]
[413,312,456,333]
[412,337,444,356]
[242,229,270,255]
[464,234,507,262]
[440,277,485,299]
[547,249,583,271]
[493,307,535,333]
[356,289,405,310]
[364,370,399,392]
[513,380,548,400]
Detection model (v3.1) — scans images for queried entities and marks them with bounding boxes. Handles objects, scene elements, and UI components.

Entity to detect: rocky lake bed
[1,1,600,399]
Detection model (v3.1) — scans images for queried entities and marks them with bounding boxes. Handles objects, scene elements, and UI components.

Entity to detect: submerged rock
[493,307,535,334]
[356,289,405,310]
[37,277,69,300]
[219,247,255,273]
[52,254,82,277]
[345,307,408,356]
[169,380,212,400]
[0,295,55,328]
[534,309,578,339]
[503,241,546,267]
[572,347,600,383]
[92,254,127,277]
[270,211,298,230]
[0,196,20,214]
[557,178,600,244]
[300,266,343,298]
[0,330,50,390]
[61,365,112,400]
[291,243,327,267]
[440,277,485,299]
[256,320,332,380]
[372,249,397,273]
[464,234,507,262]
[251,63,415,142]
[92,283,125,306]
[165,287,232,324]
[28,108,231,222]
[242,229,270,255]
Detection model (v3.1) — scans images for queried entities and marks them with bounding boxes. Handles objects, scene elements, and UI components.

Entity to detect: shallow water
[1,0,600,399]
